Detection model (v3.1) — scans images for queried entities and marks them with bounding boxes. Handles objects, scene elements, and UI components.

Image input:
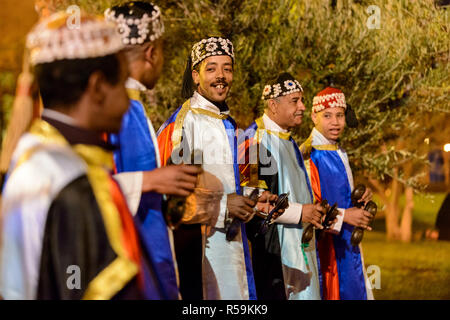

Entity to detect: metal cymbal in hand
[256,192,290,237]
[225,188,260,241]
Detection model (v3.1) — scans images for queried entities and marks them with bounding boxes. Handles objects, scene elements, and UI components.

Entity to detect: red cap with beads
[312,87,346,113]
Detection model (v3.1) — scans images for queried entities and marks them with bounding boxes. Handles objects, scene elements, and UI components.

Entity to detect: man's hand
[301,204,325,229]
[358,186,373,205]
[255,191,287,220]
[142,165,202,196]
[227,193,257,223]
[343,207,373,230]
[255,191,279,216]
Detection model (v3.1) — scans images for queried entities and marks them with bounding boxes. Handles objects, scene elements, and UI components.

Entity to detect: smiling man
[156,36,275,300]
[239,72,324,300]
[300,87,374,300]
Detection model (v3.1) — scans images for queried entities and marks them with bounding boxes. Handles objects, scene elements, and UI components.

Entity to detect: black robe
[37,175,146,299]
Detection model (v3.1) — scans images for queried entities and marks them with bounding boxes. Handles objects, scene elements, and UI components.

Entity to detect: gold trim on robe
[172,100,191,149]
[25,119,139,300]
[190,107,229,120]
[255,117,291,141]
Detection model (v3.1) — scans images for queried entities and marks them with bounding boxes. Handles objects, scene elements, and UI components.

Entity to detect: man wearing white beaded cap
[0,11,161,300]
[105,1,201,300]
[156,36,281,300]
[239,72,325,300]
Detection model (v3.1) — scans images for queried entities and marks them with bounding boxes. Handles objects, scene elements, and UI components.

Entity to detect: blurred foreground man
[0,12,158,300]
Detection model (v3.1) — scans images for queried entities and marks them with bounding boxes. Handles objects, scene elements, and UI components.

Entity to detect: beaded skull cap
[312,87,347,113]
[191,36,234,68]
[262,72,303,100]
[105,1,164,46]
[26,11,124,66]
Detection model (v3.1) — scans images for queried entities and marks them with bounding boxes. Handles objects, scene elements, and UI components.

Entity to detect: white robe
[258,114,321,300]
[0,132,86,299]
[175,92,253,300]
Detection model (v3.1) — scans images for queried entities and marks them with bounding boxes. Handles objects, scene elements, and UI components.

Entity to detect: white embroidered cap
[27,11,124,66]
[191,37,235,68]
[104,1,164,46]
[261,72,303,100]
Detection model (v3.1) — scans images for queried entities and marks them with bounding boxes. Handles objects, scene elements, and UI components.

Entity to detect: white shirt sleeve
[327,208,345,234]
[113,171,143,217]
[275,202,302,225]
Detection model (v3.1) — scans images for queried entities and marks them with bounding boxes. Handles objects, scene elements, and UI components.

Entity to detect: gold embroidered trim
[255,117,291,140]
[172,100,191,149]
[25,119,138,300]
[190,107,229,120]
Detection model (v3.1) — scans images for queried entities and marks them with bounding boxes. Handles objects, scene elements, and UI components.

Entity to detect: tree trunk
[400,186,414,242]
[386,202,400,240]
[386,168,401,240]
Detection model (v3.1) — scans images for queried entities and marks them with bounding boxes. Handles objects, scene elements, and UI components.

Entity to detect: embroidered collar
[42,108,77,126]
[311,128,337,145]
[190,91,230,119]
[255,115,291,140]
[262,113,289,133]
[41,109,115,150]
[126,77,148,91]
[28,119,115,170]
[125,77,152,114]
[310,128,339,150]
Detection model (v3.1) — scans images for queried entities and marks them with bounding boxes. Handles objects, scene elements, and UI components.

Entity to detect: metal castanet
[316,202,340,241]
[255,192,290,237]
[350,200,377,246]
[301,200,327,244]
[163,148,202,230]
[351,184,366,207]
[225,188,260,241]
[301,223,315,244]
[350,184,377,246]
[163,197,185,230]
[301,200,339,244]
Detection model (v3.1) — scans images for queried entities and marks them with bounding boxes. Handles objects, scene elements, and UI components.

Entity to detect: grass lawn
[362,231,450,299]
[362,192,450,299]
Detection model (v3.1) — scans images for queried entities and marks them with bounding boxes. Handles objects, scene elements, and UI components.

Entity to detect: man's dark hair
[35,54,121,109]
[181,56,200,100]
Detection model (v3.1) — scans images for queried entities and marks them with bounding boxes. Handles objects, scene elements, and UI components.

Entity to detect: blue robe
[109,89,179,300]
[301,129,372,300]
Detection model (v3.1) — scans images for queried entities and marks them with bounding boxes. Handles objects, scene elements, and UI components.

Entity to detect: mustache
[211,78,228,87]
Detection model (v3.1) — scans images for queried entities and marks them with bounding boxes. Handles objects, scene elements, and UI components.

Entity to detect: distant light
[424,138,430,145]
[444,144,450,152]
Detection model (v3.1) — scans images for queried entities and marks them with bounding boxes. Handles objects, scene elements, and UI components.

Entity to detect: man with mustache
[300,87,374,300]
[105,2,201,299]
[157,36,281,300]
[238,73,325,299]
